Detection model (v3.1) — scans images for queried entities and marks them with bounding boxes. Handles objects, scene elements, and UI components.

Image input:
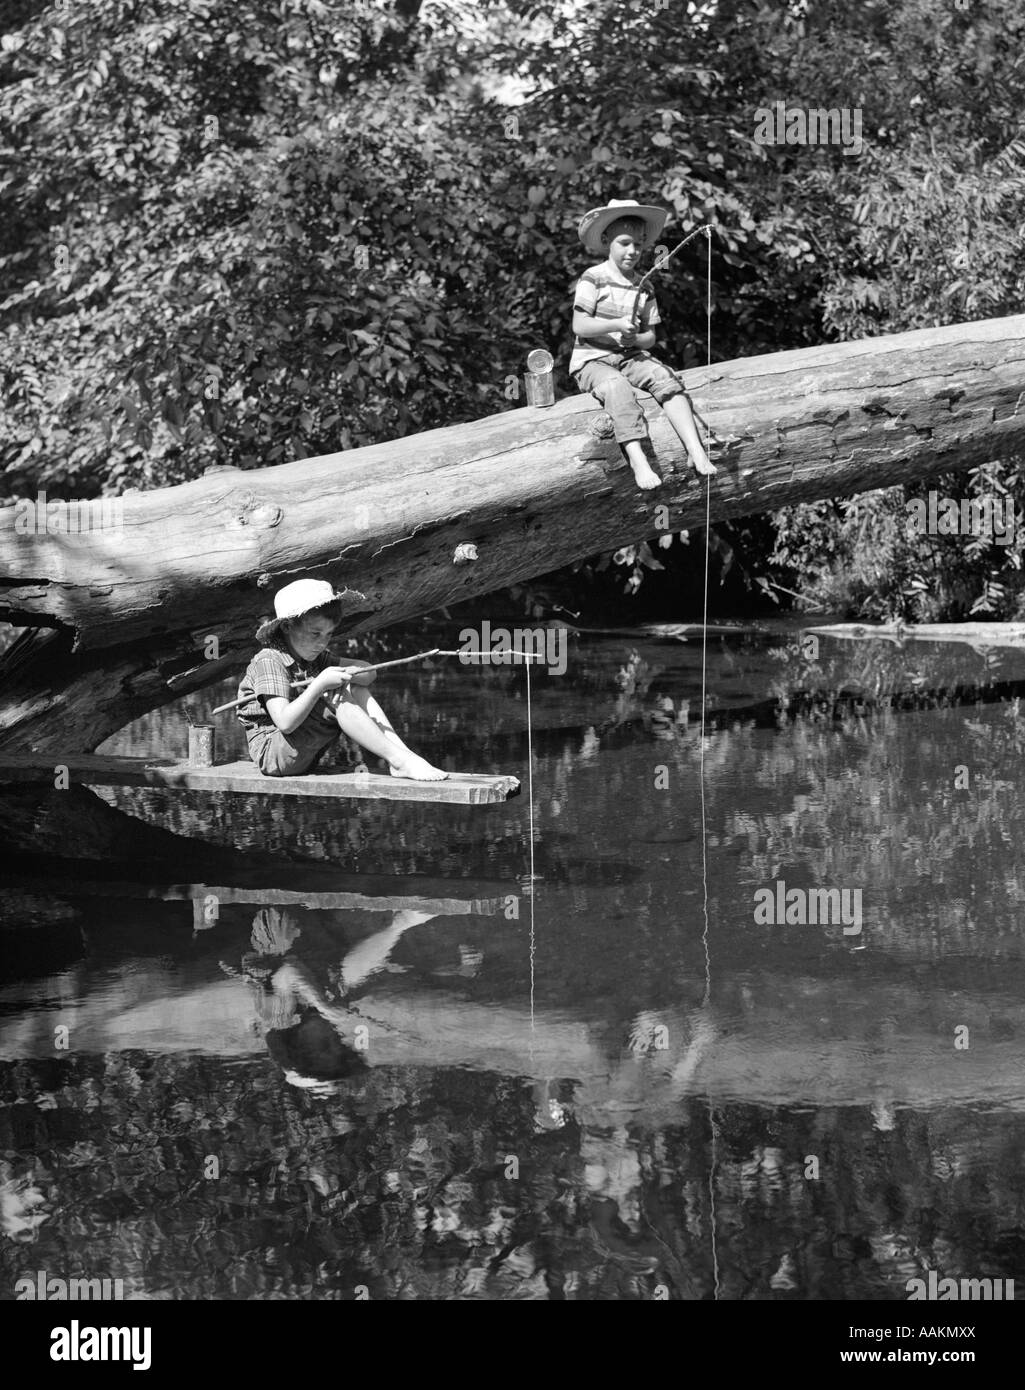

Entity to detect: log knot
[247,502,283,529]
[228,494,283,530]
[575,410,622,467]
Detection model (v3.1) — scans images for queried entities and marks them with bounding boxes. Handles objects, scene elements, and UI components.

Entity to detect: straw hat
[255,578,346,645]
[577,198,668,255]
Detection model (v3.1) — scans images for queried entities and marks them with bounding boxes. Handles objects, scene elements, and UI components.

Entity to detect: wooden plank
[0,752,520,804]
[5,873,507,916]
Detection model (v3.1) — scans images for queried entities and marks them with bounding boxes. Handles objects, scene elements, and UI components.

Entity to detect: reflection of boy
[246,906,437,1093]
[571,198,716,491]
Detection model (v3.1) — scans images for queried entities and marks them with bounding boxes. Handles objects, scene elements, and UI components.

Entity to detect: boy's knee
[595,375,636,410]
[639,364,686,405]
[339,685,370,711]
[653,381,687,407]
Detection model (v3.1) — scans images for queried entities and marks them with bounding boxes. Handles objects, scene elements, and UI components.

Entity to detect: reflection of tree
[92,630,1025,888]
[2,1051,1022,1300]
[8,631,1025,1297]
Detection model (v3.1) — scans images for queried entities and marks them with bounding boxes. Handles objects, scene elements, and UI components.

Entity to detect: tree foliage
[1,0,1024,617]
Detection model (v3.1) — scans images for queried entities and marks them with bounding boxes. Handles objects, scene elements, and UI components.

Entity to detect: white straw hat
[577,198,668,255]
[255,578,346,644]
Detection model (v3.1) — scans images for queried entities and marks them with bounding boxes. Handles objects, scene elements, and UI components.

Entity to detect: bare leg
[338,909,439,992]
[269,910,437,1030]
[662,395,717,476]
[623,439,662,490]
[332,685,447,781]
[669,1004,718,1099]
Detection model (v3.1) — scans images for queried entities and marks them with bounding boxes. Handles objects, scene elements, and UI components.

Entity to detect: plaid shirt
[235,641,337,733]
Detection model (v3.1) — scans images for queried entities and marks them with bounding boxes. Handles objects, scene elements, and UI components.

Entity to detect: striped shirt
[569,260,662,373]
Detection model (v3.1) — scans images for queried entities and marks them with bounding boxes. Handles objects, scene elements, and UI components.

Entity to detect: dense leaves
[2,0,1024,616]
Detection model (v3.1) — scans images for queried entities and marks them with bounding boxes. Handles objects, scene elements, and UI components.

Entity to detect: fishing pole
[626,223,736,455]
[210,646,546,715]
[629,223,712,330]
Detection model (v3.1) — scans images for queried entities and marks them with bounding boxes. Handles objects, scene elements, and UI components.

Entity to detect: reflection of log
[4,313,1025,751]
[0,784,637,893]
[6,965,1024,1124]
[0,752,519,804]
[4,871,508,917]
[0,786,519,896]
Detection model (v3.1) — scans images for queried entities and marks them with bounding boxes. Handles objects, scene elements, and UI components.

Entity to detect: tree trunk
[2,312,1024,752]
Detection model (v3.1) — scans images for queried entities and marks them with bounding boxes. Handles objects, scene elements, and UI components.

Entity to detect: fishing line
[526,654,536,1063]
[698,223,721,1303]
[629,222,715,330]
[629,224,721,1295]
[699,225,713,1001]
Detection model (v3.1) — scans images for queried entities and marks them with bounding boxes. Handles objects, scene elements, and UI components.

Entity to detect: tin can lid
[526,348,554,374]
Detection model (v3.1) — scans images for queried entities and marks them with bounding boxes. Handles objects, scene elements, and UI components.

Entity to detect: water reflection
[2,626,1024,1299]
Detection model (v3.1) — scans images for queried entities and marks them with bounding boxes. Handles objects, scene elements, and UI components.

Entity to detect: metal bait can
[188,724,216,767]
[524,347,555,407]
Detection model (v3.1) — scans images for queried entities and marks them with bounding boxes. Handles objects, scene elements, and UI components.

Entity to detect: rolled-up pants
[572,351,687,444]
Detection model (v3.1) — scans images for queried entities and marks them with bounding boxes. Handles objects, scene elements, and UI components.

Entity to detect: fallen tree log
[808,621,1025,647]
[2,312,1025,752]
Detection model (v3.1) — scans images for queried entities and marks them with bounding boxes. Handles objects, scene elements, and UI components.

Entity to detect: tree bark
[2,312,1025,752]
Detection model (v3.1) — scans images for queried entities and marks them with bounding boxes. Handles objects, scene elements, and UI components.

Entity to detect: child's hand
[342,659,376,687]
[619,325,638,348]
[316,662,376,691]
[316,665,358,691]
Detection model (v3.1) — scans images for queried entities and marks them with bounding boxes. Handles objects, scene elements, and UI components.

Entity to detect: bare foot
[630,461,663,490]
[389,753,449,781]
[692,454,717,477]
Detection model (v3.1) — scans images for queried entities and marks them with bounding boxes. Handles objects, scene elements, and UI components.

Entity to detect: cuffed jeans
[572,351,686,444]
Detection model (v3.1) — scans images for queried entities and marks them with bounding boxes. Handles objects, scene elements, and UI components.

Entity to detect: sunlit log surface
[809,621,1025,646]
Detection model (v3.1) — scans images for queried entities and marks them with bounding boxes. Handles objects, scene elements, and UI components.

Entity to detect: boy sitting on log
[570,198,717,491]
[236,578,447,781]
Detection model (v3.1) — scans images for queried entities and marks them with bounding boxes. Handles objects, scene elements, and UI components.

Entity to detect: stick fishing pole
[210,646,546,715]
[629,223,712,330]
[625,223,737,456]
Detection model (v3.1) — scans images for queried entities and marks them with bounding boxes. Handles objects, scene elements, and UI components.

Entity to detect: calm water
[2,624,1025,1300]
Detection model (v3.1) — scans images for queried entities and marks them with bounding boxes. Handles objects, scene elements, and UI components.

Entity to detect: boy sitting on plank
[236,578,447,780]
[570,198,716,490]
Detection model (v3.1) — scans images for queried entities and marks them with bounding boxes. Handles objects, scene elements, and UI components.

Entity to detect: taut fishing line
[526,655,536,1064]
[699,223,720,1303]
[628,223,720,1297]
